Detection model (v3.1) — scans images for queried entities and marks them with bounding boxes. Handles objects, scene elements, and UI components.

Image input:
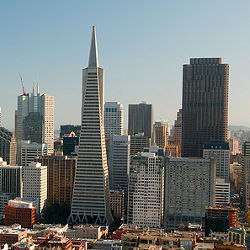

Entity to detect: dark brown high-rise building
[182,58,229,157]
[128,102,153,138]
[36,155,76,206]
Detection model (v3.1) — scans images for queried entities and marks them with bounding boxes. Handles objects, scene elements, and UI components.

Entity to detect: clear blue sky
[1,0,250,130]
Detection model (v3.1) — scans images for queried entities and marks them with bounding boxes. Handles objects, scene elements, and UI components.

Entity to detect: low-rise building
[63,225,105,240]
[0,226,27,245]
[4,199,37,228]
[205,206,238,236]
[228,226,246,247]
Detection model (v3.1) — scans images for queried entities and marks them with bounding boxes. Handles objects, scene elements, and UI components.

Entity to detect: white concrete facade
[22,162,47,213]
[128,152,163,228]
[104,102,123,140]
[203,142,230,182]
[215,178,230,206]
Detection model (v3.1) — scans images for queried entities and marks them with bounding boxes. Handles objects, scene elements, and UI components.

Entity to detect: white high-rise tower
[68,26,113,225]
[104,102,123,140]
[16,85,54,154]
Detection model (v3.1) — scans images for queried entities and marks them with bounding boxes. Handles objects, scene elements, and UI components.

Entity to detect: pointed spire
[37,81,40,95]
[88,26,99,68]
[33,80,35,95]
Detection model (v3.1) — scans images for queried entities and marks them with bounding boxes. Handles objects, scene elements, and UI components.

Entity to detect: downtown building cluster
[0,26,249,249]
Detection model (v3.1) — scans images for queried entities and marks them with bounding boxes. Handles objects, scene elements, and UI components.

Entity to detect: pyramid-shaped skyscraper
[68,26,113,225]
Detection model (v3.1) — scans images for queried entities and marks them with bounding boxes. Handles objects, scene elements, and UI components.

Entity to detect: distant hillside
[228,125,250,131]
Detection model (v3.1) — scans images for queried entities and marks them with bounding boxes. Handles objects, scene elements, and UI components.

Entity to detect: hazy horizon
[1,1,250,130]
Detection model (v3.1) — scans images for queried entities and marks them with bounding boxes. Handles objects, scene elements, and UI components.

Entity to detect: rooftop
[8,199,35,209]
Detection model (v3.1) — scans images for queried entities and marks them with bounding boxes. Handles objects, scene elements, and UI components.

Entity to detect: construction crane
[18,72,26,96]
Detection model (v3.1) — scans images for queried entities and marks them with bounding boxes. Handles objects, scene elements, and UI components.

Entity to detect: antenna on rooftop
[18,72,26,96]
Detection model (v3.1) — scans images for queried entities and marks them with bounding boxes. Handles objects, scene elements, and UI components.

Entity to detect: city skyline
[1,1,250,130]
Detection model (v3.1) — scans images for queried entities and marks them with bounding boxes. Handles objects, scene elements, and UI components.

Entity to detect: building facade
[23,112,44,144]
[110,190,125,220]
[172,109,182,151]
[203,141,230,182]
[182,58,229,157]
[215,178,230,206]
[104,102,123,140]
[0,193,15,220]
[60,125,81,138]
[22,162,47,213]
[109,135,130,204]
[128,152,163,228]
[36,155,76,206]
[229,138,240,155]
[4,199,37,228]
[20,141,47,166]
[63,132,79,156]
[0,127,17,165]
[165,157,216,230]
[69,26,113,225]
[154,121,169,149]
[242,141,250,211]
[16,85,54,155]
[0,159,22,197]
[165,143,180,157]
[130,133,150,156]
[205,206,238,236]
[128,102,153,139]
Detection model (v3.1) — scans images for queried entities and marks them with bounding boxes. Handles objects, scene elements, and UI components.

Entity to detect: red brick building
[4,199,36,228]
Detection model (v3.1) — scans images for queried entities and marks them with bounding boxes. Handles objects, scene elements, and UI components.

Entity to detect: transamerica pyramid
[68,26,113,225]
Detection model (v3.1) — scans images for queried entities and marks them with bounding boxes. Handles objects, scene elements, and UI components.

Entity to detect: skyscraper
[0,127,17,165]
[128,152,163,228]
[242,141,250,211]
[0,107,2,127]
[104,102,123,140]
[164,157,216,230]
[128,102,153,138]
[182,58,229,157]
[22,162,47,213]
[23,112,44,144]
[172,109,182,153]
[36,155,76,206]
[109,135,130,206]
[68,27,113,225]
[203,141,230,182]
[16,85,54,155]
[154,121,169,149]
[0,158,22,197]
[20,141,47,166]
